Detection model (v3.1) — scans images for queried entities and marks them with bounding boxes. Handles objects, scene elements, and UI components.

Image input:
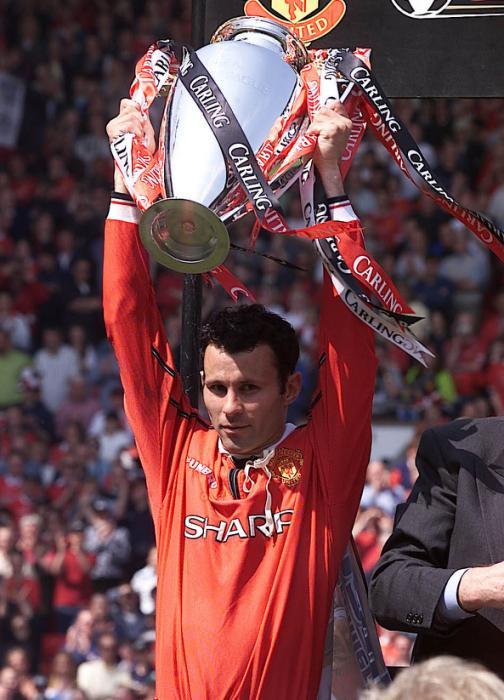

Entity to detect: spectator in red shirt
[45,455,83,517]
[0,405,37,455]
[480,290,504,345]
[13,515,45,616]
[50,421,86,468]
[5,550,39,618]
[7,155,37,205]
[42,520,95,633]
[353,507,394,578]
[380,632,413,668]
[485,338,504,415]
[46,155,76,204]
[0,451,34,523]
[55,375,100,437]
[444,311,487,396]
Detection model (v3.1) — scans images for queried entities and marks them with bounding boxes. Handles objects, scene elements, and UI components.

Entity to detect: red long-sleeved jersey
[103,196,376,700]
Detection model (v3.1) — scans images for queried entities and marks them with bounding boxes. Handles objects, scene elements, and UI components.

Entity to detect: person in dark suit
[369,417,504,677]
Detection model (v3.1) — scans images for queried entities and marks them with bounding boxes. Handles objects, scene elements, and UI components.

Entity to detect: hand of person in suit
[458,562,504,612]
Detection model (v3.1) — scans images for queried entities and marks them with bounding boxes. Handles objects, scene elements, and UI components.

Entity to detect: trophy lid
[211,16,309,72]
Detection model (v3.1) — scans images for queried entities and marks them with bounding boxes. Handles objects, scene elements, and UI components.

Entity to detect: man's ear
[283,371,302,406]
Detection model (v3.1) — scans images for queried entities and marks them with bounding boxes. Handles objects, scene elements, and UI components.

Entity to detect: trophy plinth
[139,198,230,274]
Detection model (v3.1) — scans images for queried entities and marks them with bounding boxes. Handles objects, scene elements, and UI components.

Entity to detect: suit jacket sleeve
[369,426,462,636]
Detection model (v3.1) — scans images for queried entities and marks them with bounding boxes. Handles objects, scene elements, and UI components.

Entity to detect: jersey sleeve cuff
[111,191,134,201]
[108,196,140,224]
[328,197,357,223]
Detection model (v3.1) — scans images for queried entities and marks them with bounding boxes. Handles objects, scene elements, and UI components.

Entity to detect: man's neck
[219,423,297,459]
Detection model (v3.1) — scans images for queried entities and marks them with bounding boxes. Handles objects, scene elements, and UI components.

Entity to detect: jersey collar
[218,422,297,459]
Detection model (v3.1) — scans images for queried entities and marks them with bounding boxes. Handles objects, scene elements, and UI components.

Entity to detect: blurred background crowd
[0,0,503,697]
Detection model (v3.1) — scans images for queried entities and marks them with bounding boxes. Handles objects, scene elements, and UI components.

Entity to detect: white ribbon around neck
[243,450,275,538]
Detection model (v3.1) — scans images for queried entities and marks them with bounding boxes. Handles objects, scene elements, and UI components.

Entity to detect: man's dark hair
[200,304,299,391]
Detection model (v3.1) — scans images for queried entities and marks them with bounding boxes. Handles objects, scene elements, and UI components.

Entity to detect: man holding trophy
[104,17,376,700]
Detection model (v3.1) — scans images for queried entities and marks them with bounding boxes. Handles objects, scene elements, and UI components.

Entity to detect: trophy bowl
[138,15,309,274]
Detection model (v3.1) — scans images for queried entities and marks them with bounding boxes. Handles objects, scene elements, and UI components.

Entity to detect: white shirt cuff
[437,568,475,623]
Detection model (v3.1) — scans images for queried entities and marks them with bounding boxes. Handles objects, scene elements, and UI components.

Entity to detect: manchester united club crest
[270,447,303,487]
[244,0,346,43]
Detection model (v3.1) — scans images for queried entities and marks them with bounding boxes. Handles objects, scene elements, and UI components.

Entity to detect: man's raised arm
[104,100,192,515]
[307,101,377,512]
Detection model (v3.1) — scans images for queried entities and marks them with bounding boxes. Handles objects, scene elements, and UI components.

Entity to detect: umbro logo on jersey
[184,509,294,542]
[186,456,217,489]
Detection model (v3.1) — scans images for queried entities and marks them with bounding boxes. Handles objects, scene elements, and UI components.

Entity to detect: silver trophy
[139,16,308,273]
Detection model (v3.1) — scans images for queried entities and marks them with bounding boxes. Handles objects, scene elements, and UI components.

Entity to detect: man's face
[7,454,24,479]
[98,635,118,665]
[367,461,387,489]
[202,343,300,457]
[43,329,61,351]
[0,527,13,550]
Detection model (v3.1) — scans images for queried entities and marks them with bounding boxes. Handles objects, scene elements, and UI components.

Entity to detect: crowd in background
[0,0,503,696]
